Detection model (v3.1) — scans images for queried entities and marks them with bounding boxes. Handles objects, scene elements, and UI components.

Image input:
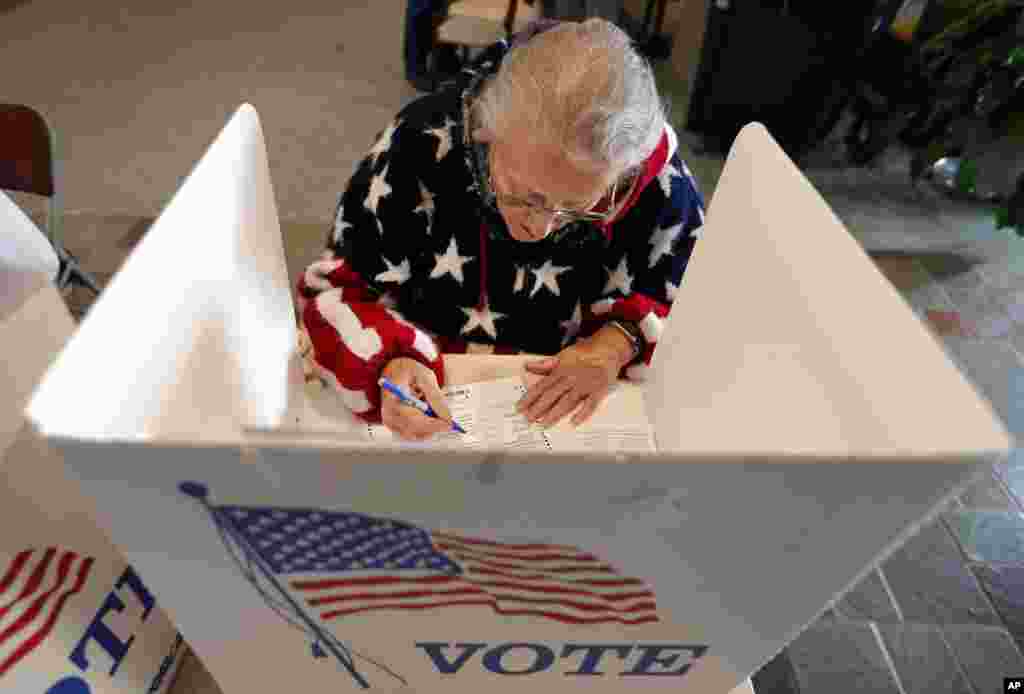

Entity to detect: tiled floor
[748,168,1024,693]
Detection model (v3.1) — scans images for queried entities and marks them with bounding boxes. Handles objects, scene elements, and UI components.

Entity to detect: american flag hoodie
[297,39,705,424]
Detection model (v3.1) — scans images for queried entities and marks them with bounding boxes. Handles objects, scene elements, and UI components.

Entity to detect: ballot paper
[290,326,655,452]
[364,377,656,453]
[259,342,657,454]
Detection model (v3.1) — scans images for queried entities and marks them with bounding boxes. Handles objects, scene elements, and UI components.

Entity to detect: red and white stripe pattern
[0,548,94,677]
[297,263,447,425]
[290,531,659,626]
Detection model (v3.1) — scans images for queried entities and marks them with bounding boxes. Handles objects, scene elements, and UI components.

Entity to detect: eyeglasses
[486,148,626,230]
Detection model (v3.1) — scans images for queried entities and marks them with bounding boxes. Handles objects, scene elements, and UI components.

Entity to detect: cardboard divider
[1,204,184,693]
[23,106,1013,694]
[647,124,1009,458]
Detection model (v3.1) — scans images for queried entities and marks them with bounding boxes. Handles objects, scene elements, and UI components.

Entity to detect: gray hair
[473,19,666,180]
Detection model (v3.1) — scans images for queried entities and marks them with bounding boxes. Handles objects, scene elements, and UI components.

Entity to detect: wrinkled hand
[516,340,622,428]
[381,357,453,441]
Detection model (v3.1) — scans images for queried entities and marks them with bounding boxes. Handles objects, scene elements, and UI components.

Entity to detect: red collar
[598,132,670,240]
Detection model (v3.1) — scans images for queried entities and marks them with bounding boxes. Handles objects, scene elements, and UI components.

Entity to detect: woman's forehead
[494,138,610,205]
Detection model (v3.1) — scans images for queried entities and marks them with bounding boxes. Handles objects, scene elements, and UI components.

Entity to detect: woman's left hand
[517,339,624,428]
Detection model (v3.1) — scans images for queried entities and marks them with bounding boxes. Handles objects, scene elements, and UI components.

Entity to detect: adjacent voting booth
[26,105,1012,694]
[0,192,184,694]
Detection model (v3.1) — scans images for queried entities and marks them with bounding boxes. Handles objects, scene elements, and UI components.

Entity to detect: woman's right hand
[380,357,453,441]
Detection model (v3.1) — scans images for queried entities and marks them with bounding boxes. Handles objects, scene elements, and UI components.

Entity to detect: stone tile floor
[32,154,1024,694]
[747,163,1024,693]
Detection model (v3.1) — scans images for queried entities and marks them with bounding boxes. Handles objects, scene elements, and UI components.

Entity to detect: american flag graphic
[0,548,93,677]
[222,506,659,627]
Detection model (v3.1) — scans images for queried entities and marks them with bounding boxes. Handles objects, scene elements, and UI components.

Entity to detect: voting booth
[25,105,1012,694]
[0,192,184,694]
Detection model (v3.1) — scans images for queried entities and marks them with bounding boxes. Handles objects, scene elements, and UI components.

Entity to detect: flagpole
[179,481,371,689]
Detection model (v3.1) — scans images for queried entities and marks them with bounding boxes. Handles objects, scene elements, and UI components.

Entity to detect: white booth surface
[0,190,59,322]
[1,198,184,694]
[25,106,1012,694]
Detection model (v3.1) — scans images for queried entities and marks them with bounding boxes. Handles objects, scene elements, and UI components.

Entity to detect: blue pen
[378,378,467,434]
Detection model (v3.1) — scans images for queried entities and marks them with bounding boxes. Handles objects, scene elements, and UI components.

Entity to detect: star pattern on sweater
[426,117,456,163]
[332,204,352,246]
[414,179,436,234]
[530,260,571,298]
[460,297,505,340]
[603,257,634,296]
[375,255,411,285]
[369,120,401,168]
[512,266,528,293]
[656,160,682,199]
[430,236,474,285]
[365,163,392,215]
[648,220,684,268]
[560,301,584,346]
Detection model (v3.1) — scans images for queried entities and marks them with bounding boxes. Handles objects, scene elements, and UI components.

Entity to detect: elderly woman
[298,19,705,441]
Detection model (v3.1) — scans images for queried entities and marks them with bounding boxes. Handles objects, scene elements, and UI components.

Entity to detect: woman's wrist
[590,322,639,369]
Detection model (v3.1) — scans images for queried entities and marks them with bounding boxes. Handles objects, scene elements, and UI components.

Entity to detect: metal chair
[0,103,100,294]
[437,0,542,63]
